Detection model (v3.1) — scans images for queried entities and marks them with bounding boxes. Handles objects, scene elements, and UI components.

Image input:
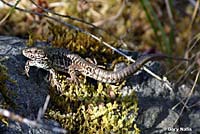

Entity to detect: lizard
[22,47,188,89]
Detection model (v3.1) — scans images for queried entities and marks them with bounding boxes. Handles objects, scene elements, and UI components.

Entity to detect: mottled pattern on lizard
[22,47,177,87]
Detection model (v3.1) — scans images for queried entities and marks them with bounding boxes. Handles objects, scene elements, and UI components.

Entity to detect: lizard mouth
[22,48,31,58]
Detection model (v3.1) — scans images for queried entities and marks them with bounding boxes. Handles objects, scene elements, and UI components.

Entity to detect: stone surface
[0,36,60,134]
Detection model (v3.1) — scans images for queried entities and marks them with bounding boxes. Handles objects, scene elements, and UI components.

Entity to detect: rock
[0,36,61,134]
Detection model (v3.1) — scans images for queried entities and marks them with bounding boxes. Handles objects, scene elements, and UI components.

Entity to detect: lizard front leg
[24,60,36,77]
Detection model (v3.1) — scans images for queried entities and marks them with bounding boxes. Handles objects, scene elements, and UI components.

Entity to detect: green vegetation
[140,0,173,54]
[48,80,139,133]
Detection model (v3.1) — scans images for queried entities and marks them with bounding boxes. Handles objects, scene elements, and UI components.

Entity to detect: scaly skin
[22,47,186,86]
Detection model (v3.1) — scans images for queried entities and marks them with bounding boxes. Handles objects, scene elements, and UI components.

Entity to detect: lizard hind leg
[49,69,62,91]
[85,57,97,65]
[67,65,80,86]
[85,57,105,69]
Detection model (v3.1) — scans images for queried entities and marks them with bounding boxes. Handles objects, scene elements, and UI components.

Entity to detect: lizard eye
[30,54,35,58]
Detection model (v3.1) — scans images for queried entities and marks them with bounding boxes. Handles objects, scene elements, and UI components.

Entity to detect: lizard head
[22,47,47,60]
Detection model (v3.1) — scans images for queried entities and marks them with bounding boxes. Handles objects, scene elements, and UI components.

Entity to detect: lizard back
[23,47,183,84]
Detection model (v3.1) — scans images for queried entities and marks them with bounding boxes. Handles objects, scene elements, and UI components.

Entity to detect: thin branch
[165,0,174,25]
[37,95,50,121]
[92,0,126,26]
[173,69,200,126]
[0,0,21,25]
[0,108,67,133]
[189,0,200,32]
[29,0,100,30]
[0,95,67,134]
[188,0,200,12]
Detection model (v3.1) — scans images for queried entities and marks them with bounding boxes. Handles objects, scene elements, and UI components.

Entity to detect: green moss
[48,76,140,133]
[31,22,123,64]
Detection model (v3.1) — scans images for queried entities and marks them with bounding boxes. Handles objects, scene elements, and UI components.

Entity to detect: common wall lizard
[22,47,186,88]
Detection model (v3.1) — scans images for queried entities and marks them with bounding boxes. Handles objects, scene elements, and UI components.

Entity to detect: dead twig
[0,95,67,133]
[92,0,126,26]
[29,0,100,30]
[173,53,200,126]
[0,0,21,25]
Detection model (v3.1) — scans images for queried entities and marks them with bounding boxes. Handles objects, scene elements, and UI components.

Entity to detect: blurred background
[0,0,199,53]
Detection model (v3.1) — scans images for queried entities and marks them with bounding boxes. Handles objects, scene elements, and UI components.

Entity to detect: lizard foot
[49,69,62,92]
[66,76,80,86]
